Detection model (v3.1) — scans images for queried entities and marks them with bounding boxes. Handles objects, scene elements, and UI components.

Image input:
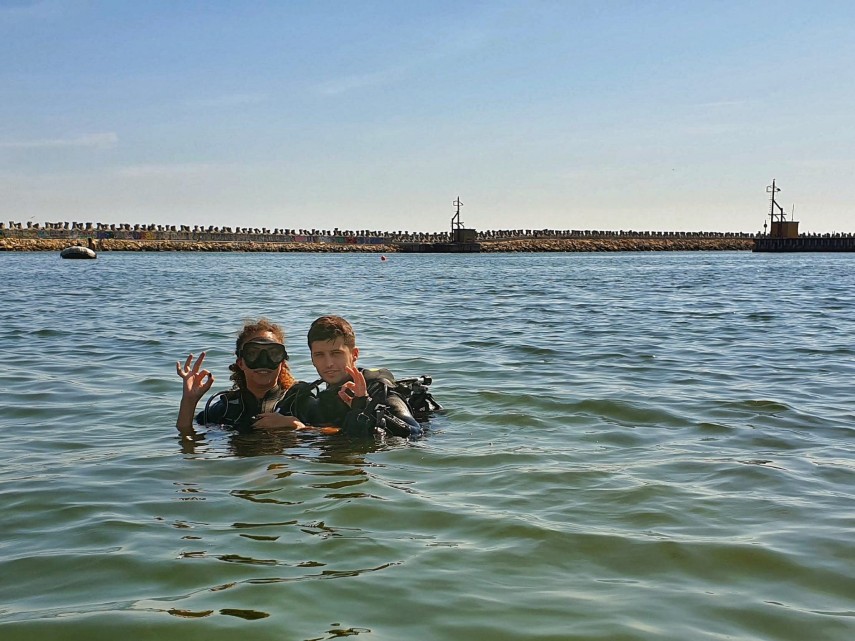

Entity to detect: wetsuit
[279,367,423,438]
[195,386,289,431]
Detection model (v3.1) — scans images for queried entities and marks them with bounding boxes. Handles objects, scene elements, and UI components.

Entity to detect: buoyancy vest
[196,385,289,430]
[280,368,423,438]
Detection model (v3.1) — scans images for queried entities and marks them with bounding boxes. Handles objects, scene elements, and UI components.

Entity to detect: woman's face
[237,330,284,392]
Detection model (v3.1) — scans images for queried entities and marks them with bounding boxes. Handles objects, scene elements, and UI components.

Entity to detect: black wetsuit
[279,367,423,438]
[195,386,289,431]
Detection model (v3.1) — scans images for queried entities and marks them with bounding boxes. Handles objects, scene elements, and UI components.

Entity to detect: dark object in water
[394,375,443,420]
[60,246,97,259]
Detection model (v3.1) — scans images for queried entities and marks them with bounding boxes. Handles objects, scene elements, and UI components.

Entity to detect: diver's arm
[253,412,307,430]
[274,381,321,427]
[175,352,214,437]
[176,397,201,437]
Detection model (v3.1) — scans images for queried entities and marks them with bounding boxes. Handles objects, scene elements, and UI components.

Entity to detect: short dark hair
[307,315,356,349]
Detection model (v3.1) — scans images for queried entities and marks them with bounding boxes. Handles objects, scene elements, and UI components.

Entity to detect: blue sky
[2,0,853,233]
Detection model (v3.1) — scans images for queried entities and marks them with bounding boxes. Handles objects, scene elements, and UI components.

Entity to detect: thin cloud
[311,21,493,98]
[0,0,65,20]
[314,68,404,96]
[0,132,118,149]
[426,26,492,62]
[559,166,645,181]
[183,93,268,108]
[115,162,230,178]
[692,100,751,109]
[673,122,743,137]
[313,27,492,98]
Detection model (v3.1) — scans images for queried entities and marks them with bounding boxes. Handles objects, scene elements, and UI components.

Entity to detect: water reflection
[165,419,423,636]
[306,624,372,639]
[226,428,300,457]
[242,562,397,583]
[166,607,270,620]
[179,550,279,565]
[167,608,214,618]
[165,607,372,638]
[230,488,302,505]
[178,424,406,462]
[219,608,270,620]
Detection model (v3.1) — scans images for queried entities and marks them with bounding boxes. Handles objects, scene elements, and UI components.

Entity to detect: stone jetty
[0,236,754,253]
[0,238,396,253]
[0,220,755,253]
[480,237,752,252]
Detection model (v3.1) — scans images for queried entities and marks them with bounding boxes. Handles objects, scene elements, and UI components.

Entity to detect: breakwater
[0,238,396,253]
[0,236,753,253]
[481,237,752,252]
[753,235,855,252]
[1,221,755,252]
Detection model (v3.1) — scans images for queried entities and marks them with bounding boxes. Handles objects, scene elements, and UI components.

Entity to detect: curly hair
[229,318,296,392]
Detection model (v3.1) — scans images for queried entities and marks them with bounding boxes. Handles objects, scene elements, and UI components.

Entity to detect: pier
[398,198,481,253]
[753,235,855,252]
[753,180,855,252]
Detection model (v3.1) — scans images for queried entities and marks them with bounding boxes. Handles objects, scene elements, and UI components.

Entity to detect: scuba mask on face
[239,340,288,370]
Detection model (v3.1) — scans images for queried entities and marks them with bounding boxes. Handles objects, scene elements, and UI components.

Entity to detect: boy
[282,315,424,438]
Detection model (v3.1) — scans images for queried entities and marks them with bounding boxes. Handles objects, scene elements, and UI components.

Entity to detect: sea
[0,250,852,641]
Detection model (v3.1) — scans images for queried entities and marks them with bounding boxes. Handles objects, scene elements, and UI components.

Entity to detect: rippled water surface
[1,251,853,640]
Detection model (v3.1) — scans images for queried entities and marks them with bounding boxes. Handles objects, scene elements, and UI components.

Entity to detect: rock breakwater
[0,238,397,253]
[1,237,752,253]
[479,237,753,252]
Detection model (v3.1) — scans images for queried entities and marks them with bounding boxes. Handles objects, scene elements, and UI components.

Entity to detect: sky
[2,0,853,234]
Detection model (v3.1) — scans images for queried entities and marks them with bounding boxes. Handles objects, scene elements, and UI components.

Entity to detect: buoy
[380,255,387,262]
[60,246,97,259]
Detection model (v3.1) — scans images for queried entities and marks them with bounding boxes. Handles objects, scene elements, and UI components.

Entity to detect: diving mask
[239,339,288,370]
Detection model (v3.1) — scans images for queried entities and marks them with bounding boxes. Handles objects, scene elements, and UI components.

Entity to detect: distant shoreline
[1,237,754,253]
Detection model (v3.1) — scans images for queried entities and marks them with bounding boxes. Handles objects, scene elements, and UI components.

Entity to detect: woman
[176,318,305,439]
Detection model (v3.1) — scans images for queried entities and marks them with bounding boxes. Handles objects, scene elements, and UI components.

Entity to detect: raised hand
[338,365,367,406]
[176,352,215,403]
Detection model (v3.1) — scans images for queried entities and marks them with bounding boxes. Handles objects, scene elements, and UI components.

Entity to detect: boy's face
[310,337,359,386]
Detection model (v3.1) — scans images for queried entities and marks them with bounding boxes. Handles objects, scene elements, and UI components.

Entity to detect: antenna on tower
[451,197,464,232]
[764,180,799,239]
[766,179,785,224]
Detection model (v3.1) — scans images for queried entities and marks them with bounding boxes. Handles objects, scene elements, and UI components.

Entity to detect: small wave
[31,328,73,338]
[721,399,792,413]
[696,421,734,433]
[745,312,776,322]
[573,398,687,427]
[793,345,855,357]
